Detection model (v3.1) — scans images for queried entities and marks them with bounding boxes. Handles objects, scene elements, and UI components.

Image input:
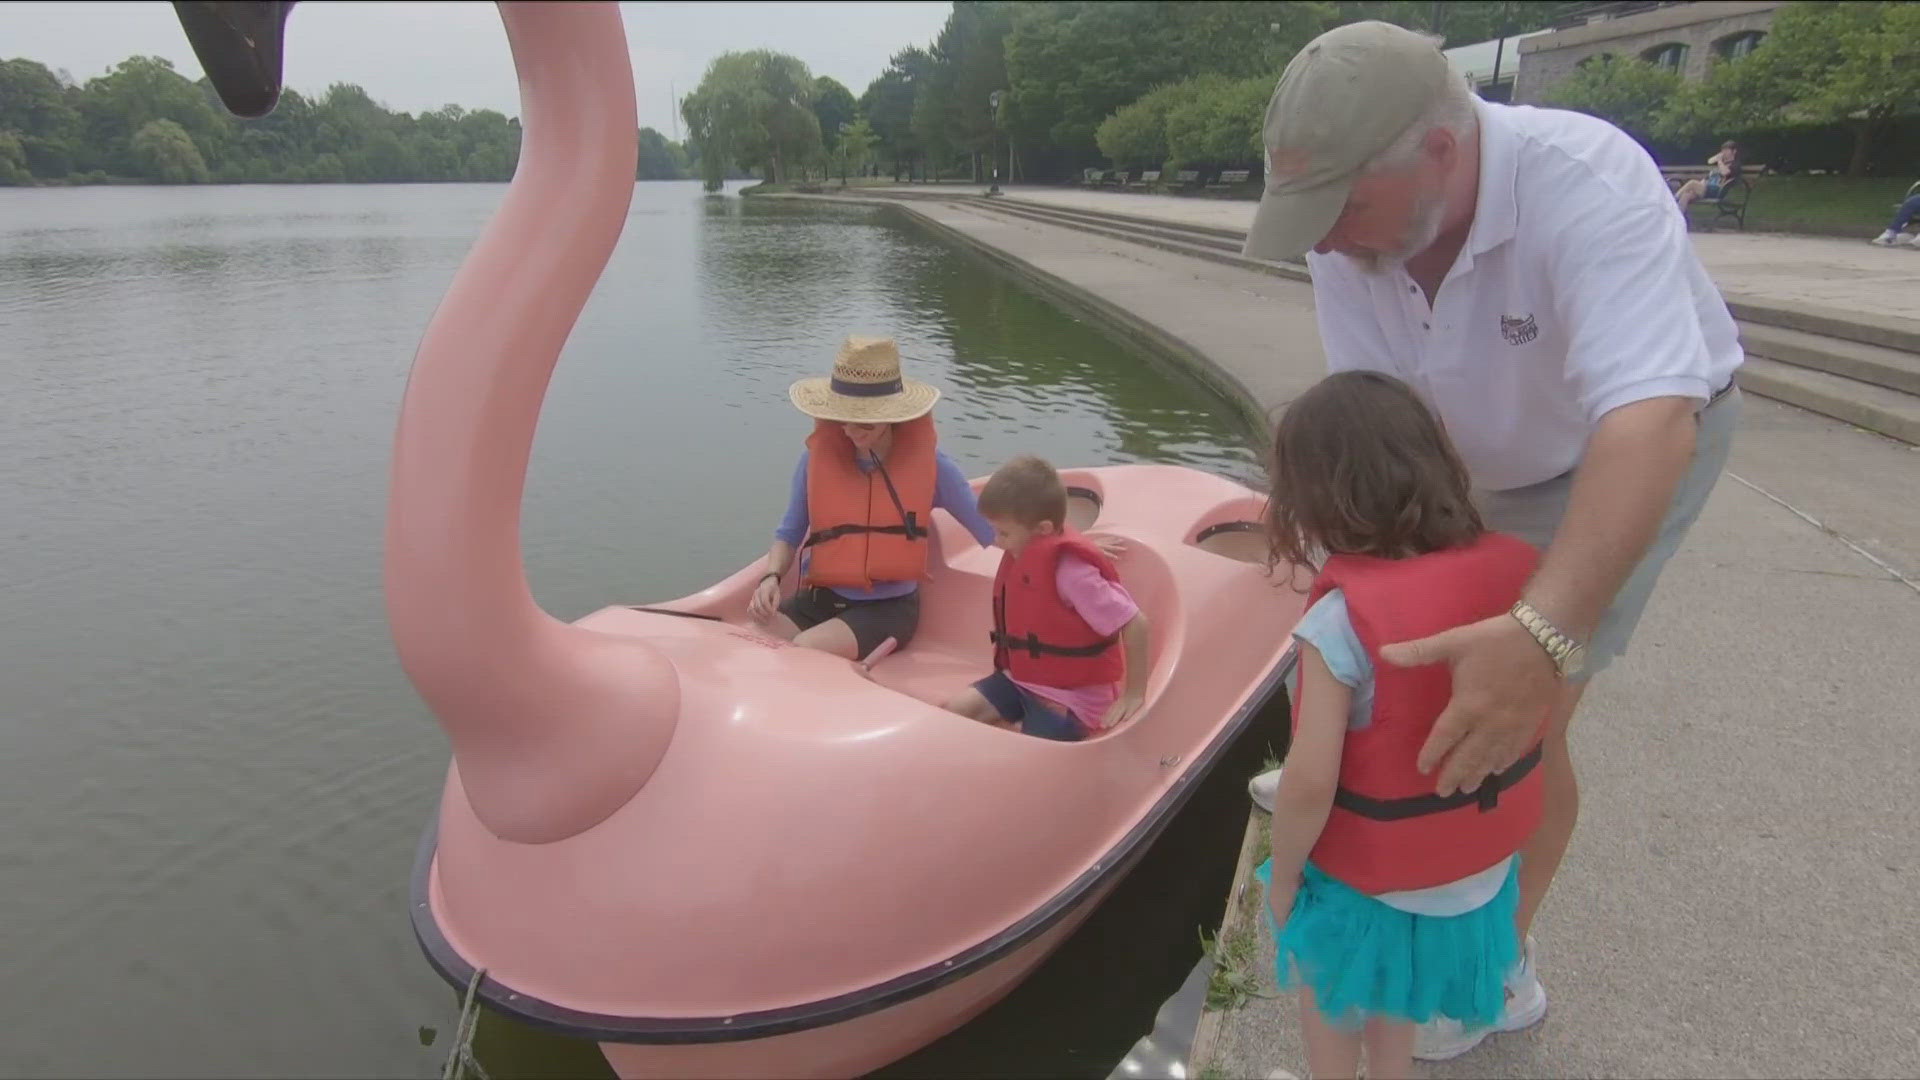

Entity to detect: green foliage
[636,126,689,180]
[681,50,821,187]
[1332,1,1581,48]
[1542,54,1682,147]
[130,118,209,182]
[1164,75,1270,169]
[0,53,526,184]
[861,47,933,178]
[1658,1,1920,176]
[812,76,857,154]
[0,130,30,185]
[910,1,1014,177]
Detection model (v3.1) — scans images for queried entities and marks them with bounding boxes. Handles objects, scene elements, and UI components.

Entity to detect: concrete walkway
[778,190,1920,1077]
[859,184,1920,331]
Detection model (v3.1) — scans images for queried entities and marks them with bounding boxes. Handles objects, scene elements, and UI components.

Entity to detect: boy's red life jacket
[801,415,937,590]
[1299,531,1547,894]
[991,528,1125,689]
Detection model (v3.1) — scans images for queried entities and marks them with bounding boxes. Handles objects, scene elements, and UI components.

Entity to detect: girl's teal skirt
[1255,858,1520,1031]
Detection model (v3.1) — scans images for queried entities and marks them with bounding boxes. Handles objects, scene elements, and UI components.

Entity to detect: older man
[1242,21,1742,1060]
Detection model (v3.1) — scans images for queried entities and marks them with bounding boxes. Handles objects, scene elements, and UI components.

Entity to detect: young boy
[943,456,1151,741]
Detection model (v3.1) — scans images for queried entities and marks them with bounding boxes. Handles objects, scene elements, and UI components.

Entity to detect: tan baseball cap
[1242,21,1456,261]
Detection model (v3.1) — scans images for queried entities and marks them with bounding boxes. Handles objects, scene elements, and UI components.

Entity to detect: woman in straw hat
[747,335,998,661]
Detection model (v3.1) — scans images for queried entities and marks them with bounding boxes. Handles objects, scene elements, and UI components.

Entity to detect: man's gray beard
[1354,187,1448,276]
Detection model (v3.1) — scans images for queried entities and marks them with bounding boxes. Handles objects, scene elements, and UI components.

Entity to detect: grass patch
[1690,174,1914,237]
[1200,922,1268,1011]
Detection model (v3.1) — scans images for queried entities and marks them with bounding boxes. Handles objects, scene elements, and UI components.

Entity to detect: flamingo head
[172,1,297,118]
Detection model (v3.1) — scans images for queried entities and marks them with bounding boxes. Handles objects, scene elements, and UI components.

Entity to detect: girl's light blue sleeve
[1291,589,1372,690]
[933,452,997,547]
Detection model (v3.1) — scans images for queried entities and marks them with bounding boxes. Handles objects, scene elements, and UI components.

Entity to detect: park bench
[1173,168,1201,190]
[1128,169,1161,189]
[1660,163,1765,231]
[1206,168,1253,191]
[1081,167,1103,187]
[1100,169,1126,187]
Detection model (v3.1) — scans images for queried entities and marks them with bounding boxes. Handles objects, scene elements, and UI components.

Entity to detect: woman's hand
[1086,532,1129,559]
[747,574,782,621]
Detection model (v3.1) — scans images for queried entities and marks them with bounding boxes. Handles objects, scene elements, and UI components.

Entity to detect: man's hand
[1086,532,1129,559]
[1379,612,1556,796]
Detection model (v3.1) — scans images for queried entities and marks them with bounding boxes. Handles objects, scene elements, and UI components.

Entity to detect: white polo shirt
[1305,99,1744,492]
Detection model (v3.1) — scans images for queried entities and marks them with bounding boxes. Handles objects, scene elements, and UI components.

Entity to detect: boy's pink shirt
[1010,552,1141,732]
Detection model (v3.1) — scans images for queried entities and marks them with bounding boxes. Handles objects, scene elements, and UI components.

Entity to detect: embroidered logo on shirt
[1500,313,1539,345]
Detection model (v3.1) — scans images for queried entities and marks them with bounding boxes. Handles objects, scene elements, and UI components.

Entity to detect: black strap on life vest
[988,628,1120,658]
[988,583,1119,661]
[1332,742,1543,821]
[804,450,928,549]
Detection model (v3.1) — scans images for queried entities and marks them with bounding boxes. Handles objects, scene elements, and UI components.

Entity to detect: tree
[1163,75,1270,168]
[130,118,210,182]
[862,47,933,180]
[636,126,687,180]
[1332,1,1578,47]
[1542,54,1682,148]
[681,50,821,186]
[1658,1,1920,176]
[813,76,857,155]
[1005,2,1328,180]
[0,131,30,184]
[1097,78,1215,169]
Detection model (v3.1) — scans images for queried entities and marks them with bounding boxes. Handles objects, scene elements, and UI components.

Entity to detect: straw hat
[788,336,941,423]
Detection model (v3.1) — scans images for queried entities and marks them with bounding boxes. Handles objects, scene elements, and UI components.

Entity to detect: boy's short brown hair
[979,454,1068,529]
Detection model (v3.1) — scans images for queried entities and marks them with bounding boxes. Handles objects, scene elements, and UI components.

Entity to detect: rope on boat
[442,967,493,1080]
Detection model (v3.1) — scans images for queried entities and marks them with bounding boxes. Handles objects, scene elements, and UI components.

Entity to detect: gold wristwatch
[1510,600,1587,679]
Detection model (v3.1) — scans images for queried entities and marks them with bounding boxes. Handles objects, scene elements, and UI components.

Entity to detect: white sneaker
[1412,934,1547,1061]
[1248,767,1281,812]
[1907,233,1920,249]
[1871,230,1899,246]
[1263,1070,1303,1080]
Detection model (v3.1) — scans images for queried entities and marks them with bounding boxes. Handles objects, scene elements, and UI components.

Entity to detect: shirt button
[1408,285,1417,294]
[1423,322,1431,330]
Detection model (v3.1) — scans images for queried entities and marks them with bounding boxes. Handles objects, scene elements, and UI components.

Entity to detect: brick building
[1512,0,1782,105]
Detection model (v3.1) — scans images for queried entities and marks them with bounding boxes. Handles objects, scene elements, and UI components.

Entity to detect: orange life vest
[1299,532,1546,895]
[801,415,938,590]
[991,528,1125,689]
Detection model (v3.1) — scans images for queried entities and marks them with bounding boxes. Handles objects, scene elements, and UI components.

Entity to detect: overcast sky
[0,1,952,136]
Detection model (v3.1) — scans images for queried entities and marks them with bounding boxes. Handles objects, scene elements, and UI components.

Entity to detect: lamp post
[987,89,1005,196]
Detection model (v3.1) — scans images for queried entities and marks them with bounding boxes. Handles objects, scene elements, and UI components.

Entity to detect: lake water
[0,180,1273,1077]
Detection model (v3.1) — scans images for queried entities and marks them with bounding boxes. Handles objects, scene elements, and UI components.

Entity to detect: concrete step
[1738,322,1920,397]
[1724,294,1920,356]
[996,196,1250,243]
[952,193,1920,445]
[1737,355,1920,445]
[960,198,1309,284]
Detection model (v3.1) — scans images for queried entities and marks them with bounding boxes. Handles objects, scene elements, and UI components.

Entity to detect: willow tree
[681,50,821,188]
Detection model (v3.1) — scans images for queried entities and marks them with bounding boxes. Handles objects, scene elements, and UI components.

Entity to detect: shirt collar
[1457,97,1520,268]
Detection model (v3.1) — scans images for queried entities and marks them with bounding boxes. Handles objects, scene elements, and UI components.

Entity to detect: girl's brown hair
[1264,371,1483,572]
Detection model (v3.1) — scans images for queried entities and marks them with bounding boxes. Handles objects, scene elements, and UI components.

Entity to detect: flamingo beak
[171,1,297,118]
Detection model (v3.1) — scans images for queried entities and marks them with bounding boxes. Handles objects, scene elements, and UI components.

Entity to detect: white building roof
[1444,29,1553,82]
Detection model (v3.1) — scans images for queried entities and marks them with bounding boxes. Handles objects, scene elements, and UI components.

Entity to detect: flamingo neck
[384,2,674,843]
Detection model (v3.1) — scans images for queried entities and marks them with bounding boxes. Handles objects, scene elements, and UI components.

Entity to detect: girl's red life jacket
[1298,531,1547,894]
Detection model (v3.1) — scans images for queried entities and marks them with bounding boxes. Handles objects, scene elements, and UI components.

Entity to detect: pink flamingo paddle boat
[176,2,1306,1075]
